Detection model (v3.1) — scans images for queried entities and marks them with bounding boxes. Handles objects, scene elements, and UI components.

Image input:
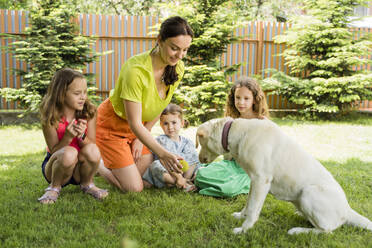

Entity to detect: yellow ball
[180,160,189,172]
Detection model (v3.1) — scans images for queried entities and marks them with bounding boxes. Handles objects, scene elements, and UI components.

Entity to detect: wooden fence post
[1,10,371,111]
[256,21,264,75]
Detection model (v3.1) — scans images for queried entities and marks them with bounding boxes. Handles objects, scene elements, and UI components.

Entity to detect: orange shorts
[96,98,151,169]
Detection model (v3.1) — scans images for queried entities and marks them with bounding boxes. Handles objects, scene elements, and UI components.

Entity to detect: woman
[96,16,193,192]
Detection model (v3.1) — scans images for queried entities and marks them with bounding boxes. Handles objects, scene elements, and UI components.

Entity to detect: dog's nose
[199,156,207,163]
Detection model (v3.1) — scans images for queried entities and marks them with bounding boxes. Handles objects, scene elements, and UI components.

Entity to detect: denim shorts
[41,152,79,187]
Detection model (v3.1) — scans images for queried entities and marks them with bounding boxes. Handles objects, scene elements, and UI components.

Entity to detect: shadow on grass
[0,122,41,130]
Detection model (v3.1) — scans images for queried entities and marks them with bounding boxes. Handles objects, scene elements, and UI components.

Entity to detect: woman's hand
[131,138,144,162]
[159,151,183,174]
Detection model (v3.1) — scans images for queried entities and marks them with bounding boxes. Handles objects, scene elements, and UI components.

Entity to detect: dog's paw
[288,227,327,235]
[294,210,304,217]
[233,227,244,234]
[232,212,243,219]
[288,227,300,235]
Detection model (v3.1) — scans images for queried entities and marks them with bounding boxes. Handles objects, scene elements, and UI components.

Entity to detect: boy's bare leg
[163,172,188,188]
[136,154,154,176]
[163,172,177,186]
[183,165,196,179]
[170,172,187,188]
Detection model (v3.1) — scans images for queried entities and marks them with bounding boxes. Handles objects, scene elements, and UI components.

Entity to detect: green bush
[263,0,372,117]
[173,65,232,124]
[262,70,372,117]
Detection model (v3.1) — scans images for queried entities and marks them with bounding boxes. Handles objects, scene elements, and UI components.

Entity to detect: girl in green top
[195,76,270,197]
[96,16,193,192]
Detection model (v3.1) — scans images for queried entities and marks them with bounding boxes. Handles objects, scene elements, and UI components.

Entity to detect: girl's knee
[80,144,101,164]
[59,147,78,169]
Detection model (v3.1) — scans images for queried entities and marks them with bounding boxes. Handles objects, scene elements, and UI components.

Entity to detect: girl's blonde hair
[160,103,189,128]
[225,76,269,119]
[39,68,96,128]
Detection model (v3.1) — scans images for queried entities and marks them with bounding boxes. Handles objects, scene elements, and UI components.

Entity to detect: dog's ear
[195,129,207,148]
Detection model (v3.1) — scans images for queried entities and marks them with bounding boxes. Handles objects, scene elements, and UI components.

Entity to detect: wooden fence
[1,9,371,111]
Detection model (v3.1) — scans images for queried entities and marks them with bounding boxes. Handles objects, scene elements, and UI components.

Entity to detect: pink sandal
[38,186,60,204]
[80,183,108,200]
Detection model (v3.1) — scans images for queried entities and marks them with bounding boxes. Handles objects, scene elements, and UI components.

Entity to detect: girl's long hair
[158,16,193,86]
[39,68,96,128]
[225,76,269,119]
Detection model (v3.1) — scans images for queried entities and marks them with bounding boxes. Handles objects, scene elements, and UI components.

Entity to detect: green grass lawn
[0,114,372,248]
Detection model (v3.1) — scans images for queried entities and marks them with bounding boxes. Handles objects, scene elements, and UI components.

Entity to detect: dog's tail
[346,209,372,231]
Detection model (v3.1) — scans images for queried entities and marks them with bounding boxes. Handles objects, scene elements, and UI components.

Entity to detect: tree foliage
[63,0,305,22]
[0,0,29,10]
[64,0,163,15]
[262,0,372,116]
[0,0,106,113]
[232,0,304,22]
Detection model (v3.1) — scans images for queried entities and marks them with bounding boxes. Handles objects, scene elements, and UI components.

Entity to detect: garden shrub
[262,0,372,117]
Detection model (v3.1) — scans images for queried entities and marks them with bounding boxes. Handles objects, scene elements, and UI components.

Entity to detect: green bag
[195,159,251,198]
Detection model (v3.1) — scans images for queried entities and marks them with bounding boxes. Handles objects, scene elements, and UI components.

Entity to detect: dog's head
[196,117,233,163]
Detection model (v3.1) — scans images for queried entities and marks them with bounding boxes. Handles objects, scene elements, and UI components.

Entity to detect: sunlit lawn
[0,113,371,247]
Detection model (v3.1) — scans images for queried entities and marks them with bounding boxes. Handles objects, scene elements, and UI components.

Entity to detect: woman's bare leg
[111,164,144,192]
[136,153,153,176]
[99,153,153,192]
[97,160,123,189]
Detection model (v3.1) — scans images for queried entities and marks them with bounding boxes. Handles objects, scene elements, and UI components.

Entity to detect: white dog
[196,117,372,235]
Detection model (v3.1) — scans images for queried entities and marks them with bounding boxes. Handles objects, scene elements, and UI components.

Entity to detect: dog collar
[222,120,233,152]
